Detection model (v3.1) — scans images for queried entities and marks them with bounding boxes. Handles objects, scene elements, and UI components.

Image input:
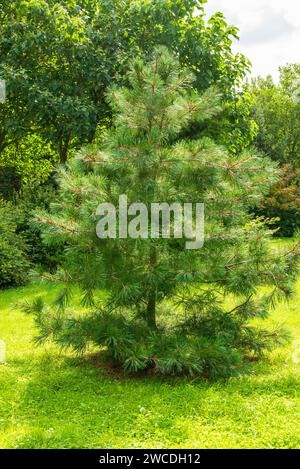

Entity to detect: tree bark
[59,133,71,164]
[87,127,96,144]
[146,245,157,329]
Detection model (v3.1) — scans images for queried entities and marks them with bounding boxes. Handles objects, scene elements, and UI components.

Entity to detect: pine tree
[28,48,300,378]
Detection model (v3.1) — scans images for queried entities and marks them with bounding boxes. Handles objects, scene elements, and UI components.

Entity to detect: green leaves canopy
[0,0,255,172]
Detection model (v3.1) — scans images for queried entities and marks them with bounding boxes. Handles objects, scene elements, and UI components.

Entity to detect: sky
[203,0,300,81]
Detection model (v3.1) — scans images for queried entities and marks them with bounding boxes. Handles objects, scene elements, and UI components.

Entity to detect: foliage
[24,299,290,379]
[102,0,256,152]
[256,165,300,237]
[0,176,61,280]
[16,183,62,270]
[0,134,57,186]
[251,71,300,165]
[0,0,254,173]
[28,49,300,377]
[251,67,300,236]
[0,166,22,200]
[0,0,95,163]
[0,198,30,288]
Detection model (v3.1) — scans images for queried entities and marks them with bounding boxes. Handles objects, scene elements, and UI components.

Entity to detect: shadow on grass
[6,350,299,449]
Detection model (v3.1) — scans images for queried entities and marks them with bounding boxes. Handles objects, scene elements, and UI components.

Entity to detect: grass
[0,275,300,449]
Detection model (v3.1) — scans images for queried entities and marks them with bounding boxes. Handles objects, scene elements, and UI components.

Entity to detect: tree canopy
[251,65,300,236]
[0,0,255,181]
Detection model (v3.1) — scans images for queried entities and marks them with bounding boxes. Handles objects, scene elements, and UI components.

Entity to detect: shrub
[0,166,22,200]
[257,165,300,237]
[0,199,30,288]
[16,182,61,271]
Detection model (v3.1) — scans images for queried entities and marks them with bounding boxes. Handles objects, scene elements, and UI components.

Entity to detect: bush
[16,181,61,271]
[0,179,61,288]
[0,199,30,288]
[0,166,22,200]
[257,165,300,237]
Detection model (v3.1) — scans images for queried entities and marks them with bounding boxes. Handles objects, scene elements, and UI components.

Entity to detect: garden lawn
[0,279,299,449]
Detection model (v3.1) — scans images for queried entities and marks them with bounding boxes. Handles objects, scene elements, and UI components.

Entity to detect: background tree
[0,0,255,177]
[0,0,95,164]
[251,66,300,236]
[27,49,300,378]
[258,164,300,237]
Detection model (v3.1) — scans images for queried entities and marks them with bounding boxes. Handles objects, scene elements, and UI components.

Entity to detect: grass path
[0,282,299,449]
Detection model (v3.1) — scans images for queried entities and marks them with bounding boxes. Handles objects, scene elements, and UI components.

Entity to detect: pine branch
[35,216,78,234]
[227,295,253,314]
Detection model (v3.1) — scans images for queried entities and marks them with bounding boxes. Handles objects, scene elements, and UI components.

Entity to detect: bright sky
[204,0,300,81]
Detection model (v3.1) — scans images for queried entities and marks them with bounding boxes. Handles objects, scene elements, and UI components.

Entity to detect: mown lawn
[0,275,300,449]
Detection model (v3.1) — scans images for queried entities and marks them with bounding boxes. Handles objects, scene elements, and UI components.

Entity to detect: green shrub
[0,199,30,288]
[256,165,300,237]
[0,179,62,287]
[16,182,62,271]
[0,166,22,200]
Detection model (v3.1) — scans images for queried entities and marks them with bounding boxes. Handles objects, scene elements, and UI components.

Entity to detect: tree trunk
[146,246,157,329]
[146,292,156,329]
[59,133,71,164]
[87,127,96,143]
[0,130,7,154]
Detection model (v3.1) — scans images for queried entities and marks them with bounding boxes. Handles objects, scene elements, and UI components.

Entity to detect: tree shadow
[5,351,299,448]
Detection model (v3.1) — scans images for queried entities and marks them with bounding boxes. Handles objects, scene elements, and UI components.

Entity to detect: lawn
[0,276,299,449]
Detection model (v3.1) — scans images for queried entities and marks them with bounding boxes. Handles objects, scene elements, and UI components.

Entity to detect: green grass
[0,277,300,449]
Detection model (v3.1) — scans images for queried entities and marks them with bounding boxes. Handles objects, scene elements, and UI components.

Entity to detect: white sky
[203,0,300,81]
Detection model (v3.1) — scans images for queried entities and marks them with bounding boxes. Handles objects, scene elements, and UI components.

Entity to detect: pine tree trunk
[59,133,71,164]
[146,246,157,329]
[146,292,156,329]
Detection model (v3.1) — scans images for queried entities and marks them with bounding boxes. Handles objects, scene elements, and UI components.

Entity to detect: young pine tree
[28,48,300,378]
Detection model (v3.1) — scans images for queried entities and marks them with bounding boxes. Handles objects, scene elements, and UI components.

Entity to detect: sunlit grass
[0,244,299,449]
